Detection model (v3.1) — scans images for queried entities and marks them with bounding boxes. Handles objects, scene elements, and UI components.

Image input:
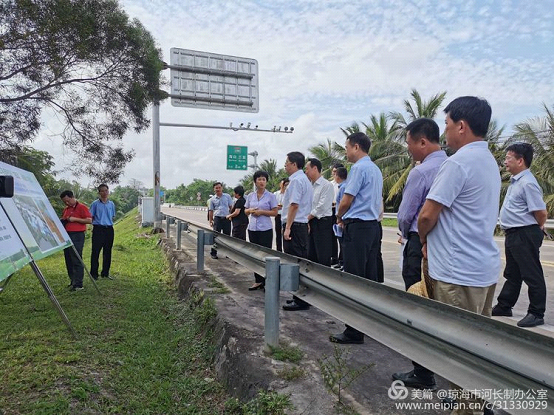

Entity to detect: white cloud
[30,0,554,188]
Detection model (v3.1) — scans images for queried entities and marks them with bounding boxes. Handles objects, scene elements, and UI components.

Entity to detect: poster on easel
[0,206,31,282]
[0,161,72,263]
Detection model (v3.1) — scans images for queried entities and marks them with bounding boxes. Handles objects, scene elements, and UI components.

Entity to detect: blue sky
[35,0,554,189]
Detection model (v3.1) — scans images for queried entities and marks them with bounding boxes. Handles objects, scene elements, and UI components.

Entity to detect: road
[163,206,554,333]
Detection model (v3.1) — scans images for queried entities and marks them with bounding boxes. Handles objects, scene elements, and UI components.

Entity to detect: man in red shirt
[60,190,92,291]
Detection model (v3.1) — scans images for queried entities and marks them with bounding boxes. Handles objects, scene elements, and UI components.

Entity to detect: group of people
[60,184,116,291]
[208,95,549,415]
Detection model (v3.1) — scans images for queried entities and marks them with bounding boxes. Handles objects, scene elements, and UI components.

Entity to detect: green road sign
[227,145,248,170]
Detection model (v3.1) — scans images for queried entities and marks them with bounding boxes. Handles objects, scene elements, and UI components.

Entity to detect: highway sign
[170,48,259,113]
[227,145,248,170]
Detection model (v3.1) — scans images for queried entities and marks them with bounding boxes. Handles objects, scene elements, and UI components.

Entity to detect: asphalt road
[163,206,554,333]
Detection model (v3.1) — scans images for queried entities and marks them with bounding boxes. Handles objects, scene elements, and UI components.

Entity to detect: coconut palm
[239,159,285,193]
[308,138,347,178]
[512,104,554,216]
[390,89,447,131]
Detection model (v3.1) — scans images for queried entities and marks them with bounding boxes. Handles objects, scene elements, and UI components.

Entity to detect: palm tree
[512,104,554,216]
[239,159,285,193]
[390,89,447,130]
[308,138,347,178]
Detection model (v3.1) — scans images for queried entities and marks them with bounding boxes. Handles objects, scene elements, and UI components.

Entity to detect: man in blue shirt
[492,143,548,327]
[281,151,314,311]
[90,184,116,280]
[208,182,233,259]
[392,118,447,390]
[330,132,383,344]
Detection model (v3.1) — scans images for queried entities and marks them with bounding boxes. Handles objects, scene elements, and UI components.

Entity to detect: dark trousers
[342,220,380,340]
[331,206,339,264]
[308,216,334,266]
[402,231,435,382]
[232,223,248,240]
[248,229,273,284]
[64,231,85,288]
[275,214,283,252]
[283,222,309,306]
[497,224,546,318]
[91,225,114,278]
[211,216,231,256]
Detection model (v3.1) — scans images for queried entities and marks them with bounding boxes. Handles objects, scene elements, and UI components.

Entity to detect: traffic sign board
[170,48,259,113]
[227,145,248,170]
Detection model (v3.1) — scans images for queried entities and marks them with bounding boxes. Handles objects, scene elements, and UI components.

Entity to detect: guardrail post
[165,216,170,237]
[264,257,280,351]
[176,220,182,250]
[197,229,205,272]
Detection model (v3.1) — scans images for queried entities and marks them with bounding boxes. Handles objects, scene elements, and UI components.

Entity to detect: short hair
[405,118,440,143]
[253,170,269,182]
[332,162,344,169]
[336,167,348,180]
[346,132,371,153]
[306,158,322,173]
[233,185,245,197]
[60,190,74,199]
[506,143,534,168]
[444,96,491,138]
[212,182,222,188]
[286,151,305,169]
[97,183,109,192]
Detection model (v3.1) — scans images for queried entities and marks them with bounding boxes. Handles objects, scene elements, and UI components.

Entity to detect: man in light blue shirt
[208,182,233,259]
[492,143,548,327]
[90,184,116,280]
[418,96,501,413]
[330,132,383,344]
[281,151,313,311]
[392,118,447,391]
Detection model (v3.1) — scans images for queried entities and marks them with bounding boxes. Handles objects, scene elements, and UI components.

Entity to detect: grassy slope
[0,209,227,415]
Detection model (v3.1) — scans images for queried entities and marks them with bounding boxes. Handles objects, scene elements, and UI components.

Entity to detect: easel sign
[0,161,99,337]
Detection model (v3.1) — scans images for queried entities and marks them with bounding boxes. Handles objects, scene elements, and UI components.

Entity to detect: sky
[33,0,554,189]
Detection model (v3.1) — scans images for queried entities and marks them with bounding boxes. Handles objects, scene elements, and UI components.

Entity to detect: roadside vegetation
[0,210,237,414]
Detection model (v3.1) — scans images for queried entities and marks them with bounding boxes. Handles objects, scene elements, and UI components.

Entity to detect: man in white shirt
[273,178,289,252]
[305,158,335,266]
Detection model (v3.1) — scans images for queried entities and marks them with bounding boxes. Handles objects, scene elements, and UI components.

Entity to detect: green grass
[0,209,230,415]
[268,343,304,364]
[381,218,397,228]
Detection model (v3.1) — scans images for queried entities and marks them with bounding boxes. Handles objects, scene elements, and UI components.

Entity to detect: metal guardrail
[162,211,554,415]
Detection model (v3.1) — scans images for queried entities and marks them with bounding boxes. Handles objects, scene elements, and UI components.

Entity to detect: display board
[0,162,72,264]
[227,145,248,170]
[0,206,31,282]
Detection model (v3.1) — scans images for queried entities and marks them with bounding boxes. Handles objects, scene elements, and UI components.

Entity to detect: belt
[310,216,332,221]
[283,222,308,227]
[504,224,539,234]
[342,218,377,226]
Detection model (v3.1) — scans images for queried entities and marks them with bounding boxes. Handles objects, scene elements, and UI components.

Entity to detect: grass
[268,343,304,364]
[381,218,397,228]
[277,365,305,381]
[0,209,230,415]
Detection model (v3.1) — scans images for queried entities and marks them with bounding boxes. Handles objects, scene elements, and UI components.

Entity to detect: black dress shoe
[491,304,512,316]
[517,313,544,327]
[392,370,437,390]
[329,332,364,344]
[282,301,310,311]
[248,283,264,291]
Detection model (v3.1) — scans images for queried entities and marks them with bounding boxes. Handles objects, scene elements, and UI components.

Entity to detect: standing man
[208,182,233,259]
[492,143,548,327]
[305,158,335,266]
[90,184,116,280]
[330,132,383,344]
[60,190,92,291]
[391,118,447,390]
[418,96,500,415]
[281,151,313,311]
[273,178,289,252]
[330,163,344,266]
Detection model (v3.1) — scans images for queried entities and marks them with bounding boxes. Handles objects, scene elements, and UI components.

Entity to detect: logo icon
[388,380,409,400]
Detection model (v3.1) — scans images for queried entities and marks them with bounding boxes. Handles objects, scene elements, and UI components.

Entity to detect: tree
[0,0,167,183]
[512,104,554,216]
[239,159,285,193]
[308,139,347,179]
[389,89,447,130]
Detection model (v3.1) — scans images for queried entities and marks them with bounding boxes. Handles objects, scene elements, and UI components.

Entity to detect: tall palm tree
[239,159,285,193]
[308,138,347,178]
[512,104,554,216]
[390,89,447,130]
